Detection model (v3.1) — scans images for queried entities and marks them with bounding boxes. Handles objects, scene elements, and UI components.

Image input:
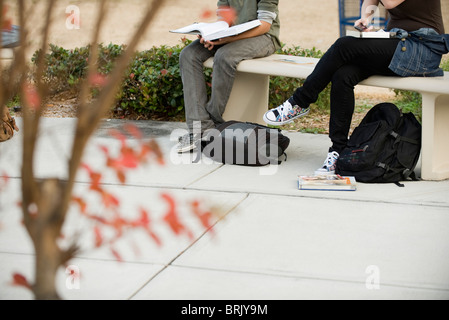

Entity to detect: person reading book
[262,0,449,175]
[170,19,262,42]
[176,0,281,153]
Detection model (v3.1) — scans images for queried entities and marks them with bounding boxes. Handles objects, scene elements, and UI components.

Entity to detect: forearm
[357,0,405,28]
[360,0,380,20]
[222,20,271,42]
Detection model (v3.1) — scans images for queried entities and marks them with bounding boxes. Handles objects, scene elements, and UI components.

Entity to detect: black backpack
[335,103,422,186]
[201,121,290,166]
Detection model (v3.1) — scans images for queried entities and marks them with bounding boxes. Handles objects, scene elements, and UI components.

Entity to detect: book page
[170,21,229,37]
[204,20,261,41]
[346,29,395,38]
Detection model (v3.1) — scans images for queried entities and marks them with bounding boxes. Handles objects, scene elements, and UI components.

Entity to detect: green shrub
[393,89,422,122]
[114,39,212,119]
[441,56,449,71]
[33,39,212,119]
[32,43,124,93]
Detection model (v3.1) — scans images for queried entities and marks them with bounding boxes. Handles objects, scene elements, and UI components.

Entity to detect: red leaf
[191,200,214,232]
[217,6,237,26]
[200,8,214,20]
[94,226,103,247]
[160,69,168,76]
[23,84,41,110]
[145,140,165,165]
[2,5,12,30]
[108,128,127,145]
[82,163,103,190]
[116,170,126,184]
[161,193,193,239]
[87,214,108,225]
[136,207,162,246]
[81,162,92,173]
[89,73,107,87]
[123,123,142,140]
[101,191,120,209]
[11,273,32,290]
[99,145,109,156]
[117,148,139,168]
[110,246,123,262]
[89,172,102,191]
[0,172,9,190]
[137,207,150,227]
[2,18,11,31]
[72,196,87,214]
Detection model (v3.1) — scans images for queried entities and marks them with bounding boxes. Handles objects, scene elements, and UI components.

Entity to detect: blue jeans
[180,34,275,132]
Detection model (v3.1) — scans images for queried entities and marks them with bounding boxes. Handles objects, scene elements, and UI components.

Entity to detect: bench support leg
[222,72,269,125]
[421,93,449,181]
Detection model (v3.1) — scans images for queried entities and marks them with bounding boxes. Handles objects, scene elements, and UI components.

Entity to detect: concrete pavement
[0,117,448,300]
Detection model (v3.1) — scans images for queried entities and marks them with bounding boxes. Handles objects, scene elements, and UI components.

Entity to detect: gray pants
[179,34,275,132]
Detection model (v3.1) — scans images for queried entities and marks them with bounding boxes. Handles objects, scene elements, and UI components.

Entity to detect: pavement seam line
[5,176,449,209]
[127,192,250,300]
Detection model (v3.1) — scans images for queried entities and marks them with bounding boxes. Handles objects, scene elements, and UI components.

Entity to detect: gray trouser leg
[180,35,275,133]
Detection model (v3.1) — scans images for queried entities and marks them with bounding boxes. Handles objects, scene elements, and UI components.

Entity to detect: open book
[170,20,261,41]
[346,29,396,38]
[298,174,357,191]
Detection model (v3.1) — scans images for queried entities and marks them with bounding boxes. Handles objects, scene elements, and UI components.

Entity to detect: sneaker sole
[177,143,198,154]
[314,170,336,176]
[263,108,310,126]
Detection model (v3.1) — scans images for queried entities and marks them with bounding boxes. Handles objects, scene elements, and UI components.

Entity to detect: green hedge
[32,43,123,93]
[33,42,449,121]
[32,41,329,119]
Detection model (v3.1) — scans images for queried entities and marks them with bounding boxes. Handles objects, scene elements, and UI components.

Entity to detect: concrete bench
[0,48,14,60]
[204,54,449,181]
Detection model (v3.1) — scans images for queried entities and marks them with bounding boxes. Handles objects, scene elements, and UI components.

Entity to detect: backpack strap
[376,162,419,187]
[389,131,420,145]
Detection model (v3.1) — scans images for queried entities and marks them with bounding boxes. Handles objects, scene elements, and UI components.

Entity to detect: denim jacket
[388,28,449,77]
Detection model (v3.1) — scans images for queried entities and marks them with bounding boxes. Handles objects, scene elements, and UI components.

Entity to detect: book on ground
[170,20,261,41]
[346,29,396,38]
[298,174,357,191]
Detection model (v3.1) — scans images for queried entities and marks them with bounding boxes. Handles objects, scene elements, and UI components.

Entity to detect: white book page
[170,21,229,37]
[205,20,261,41]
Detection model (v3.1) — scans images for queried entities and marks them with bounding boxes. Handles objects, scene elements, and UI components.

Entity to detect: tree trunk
[23,178,69,300]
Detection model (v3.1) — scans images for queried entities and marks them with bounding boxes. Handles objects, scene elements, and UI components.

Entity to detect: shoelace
[178,133,192,144]
[276,100,293,121]
[323,152,339,168]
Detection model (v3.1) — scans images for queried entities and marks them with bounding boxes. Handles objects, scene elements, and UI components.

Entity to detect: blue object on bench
[1,25,20,48]
[338,0,389,37]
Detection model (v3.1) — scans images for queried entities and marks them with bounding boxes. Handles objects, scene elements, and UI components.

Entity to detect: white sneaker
[315,151,339,175]
[176,133,201,153]
[263,99,310,126]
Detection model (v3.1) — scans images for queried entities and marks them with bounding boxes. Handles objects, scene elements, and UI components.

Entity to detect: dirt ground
[4,0,397,128]
[11,0,342,54]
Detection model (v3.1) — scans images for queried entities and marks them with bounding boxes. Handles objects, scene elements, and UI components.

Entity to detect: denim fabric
[389,28,449,77]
